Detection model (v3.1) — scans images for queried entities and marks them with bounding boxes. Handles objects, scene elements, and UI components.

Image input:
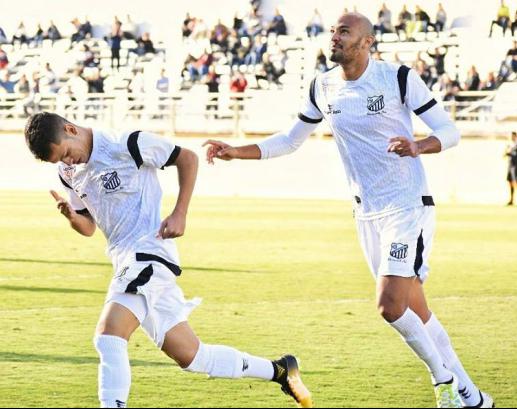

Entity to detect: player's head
[24,112,89,165]
[329,13,375,65]
[512,131,517,142]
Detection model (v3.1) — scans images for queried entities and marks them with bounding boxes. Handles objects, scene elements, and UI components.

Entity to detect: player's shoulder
[374,59,408,76]
[314,65,341,85]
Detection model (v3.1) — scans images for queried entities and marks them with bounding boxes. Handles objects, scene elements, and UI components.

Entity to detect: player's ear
[64,122,77,136]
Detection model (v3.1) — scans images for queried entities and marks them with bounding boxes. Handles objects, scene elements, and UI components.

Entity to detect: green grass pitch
[1,192,516,407]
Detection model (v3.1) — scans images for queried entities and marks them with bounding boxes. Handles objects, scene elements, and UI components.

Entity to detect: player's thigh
[355,218,382,279]
[96,298,142,340]
[161,321,200,368]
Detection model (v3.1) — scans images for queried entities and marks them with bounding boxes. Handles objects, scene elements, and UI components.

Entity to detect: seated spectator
[39,62,58,93]
[185,52,213,81]
[45,20,62,43]
[427,46,447,75]
[233,13,244,35]
[465,65,480,91]
[256,52,285,86]
[12,22,29,47]
[32,24,44,47]
[0,46,8,70]
[242,8,262,38]
[244,35,267,65]
[182,13,195,38]
[85,69,105,93]
[315,48,328,73]
[80,44,98,68]
[230,70,248,93]
[156,68,169,93]
[267,8,287,36]
[507,41,517,73]
[394,5,412,41]
[489,0,511,37]
[123,14,138,40]
[14,73,30,95]
[0,26,8,44]
[414,59,434,88]
[306,9,324,38]
[65,68,89,98]
[139,32,156,54]
[373,3,393,39]
[0,71,17,93]
[210,19,230,51]
[480,72,497,90]
[414,5,432,34]
[203,65,220,118]
[434,3,447,34]
[512,11,517,37]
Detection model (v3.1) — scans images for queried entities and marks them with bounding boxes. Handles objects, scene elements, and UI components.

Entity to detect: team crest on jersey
[101,171,121,191]
[63,165,75,180]
[367,95,385,114]
[389,243,408,260]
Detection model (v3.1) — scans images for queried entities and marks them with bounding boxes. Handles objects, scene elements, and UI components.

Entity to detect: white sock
[389,308,452,384]
[425,313,481,406]
[185,342,274,380]
[94,335,131,408]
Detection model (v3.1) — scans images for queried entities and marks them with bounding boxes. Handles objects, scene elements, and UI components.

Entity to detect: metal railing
[0,89,515,136]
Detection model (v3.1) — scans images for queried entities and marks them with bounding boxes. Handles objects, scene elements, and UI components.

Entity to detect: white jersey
[297,58,443,220]
[57,129,182,264]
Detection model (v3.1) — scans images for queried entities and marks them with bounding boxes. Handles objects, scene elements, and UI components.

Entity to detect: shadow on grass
[0,351,170,367]
[0,257,262,274]
[0,285,105,294]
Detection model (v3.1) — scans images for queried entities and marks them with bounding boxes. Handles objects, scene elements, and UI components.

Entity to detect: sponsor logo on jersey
[101,171,121,191]
[115,266,129,280]
[390,243,408,260]
[325,104,341,115]
[367,95,385,114]
[242,358,249,372]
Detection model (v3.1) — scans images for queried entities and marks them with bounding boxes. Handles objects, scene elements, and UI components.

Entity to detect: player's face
[329,16,369,64]
[47,127,88,165]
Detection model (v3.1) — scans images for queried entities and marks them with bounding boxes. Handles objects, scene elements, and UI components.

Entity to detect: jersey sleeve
[405,68,438,115]
[57,167,88,214]
[298,77,324,124]
[126,130,181,169]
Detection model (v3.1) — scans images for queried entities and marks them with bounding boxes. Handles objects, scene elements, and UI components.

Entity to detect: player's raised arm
[157,147,198,239]
[203,117,319,164]
[50,189,96,236]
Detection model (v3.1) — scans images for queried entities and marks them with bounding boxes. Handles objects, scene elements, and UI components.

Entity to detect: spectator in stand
[230,70,248,111]
[505,132,517,206]
[210,19,230,52]
[427,46,447,75]
[156,68,169,93]
[32,24,44,47]
[512,10,517,36]
[12,22,29,47]
[65,68,88,98]
[315,48,328,73]
[465,65,480,91]
[186,53,213,81]
[480,72,497,90]
[80,44,97,68]
[414,59,434,88]
[489,0,511,37]
[123,15,138,40]
[394,5,412,41]
[204,64,220,118]
[45,20,62,43]
[182,13,195,38]
[15,73,30,95]
[81,17,93,39]
[139,32,156,54]
[373,3,393,40]
[245,35,267,65]
[85,69,105,93]
[409,5,432,39]
[507,40,517,73]
[434,3,447,35]
[251,0,261,14]
[0,71,17,93]
[233,13,244,36]
[256,52,285,87]
[128,68,145,94]
[40,62,58,93]
[306,9,324,37]
[0,26,8,44]
[242,8,262,38]
[109,21,122,70]
[0,46,9,70]
[70,18,83,43]
[267,8,287,36]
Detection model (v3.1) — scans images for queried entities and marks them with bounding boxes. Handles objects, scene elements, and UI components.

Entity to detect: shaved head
[339,12,374,37]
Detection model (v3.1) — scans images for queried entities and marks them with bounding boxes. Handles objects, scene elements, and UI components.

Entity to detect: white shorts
[355,206,436,282]
[105,251,201,348]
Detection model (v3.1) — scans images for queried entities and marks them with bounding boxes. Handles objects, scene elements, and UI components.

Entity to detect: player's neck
[340,57,369,81]
[83,127,94,163]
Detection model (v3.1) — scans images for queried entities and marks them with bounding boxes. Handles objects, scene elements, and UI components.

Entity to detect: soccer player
[24,112,312,408]
[204,13,494,409]
[505,131,517,205]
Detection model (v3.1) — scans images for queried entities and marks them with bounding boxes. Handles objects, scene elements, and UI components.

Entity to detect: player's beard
[329,38,362,64]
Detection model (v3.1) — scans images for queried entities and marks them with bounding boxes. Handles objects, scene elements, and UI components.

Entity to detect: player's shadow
[0,285,105,294]
[0,351,170,367]
[0,257,263,274]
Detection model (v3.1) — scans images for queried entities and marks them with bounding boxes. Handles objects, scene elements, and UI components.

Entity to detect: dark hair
[24,112,67,161]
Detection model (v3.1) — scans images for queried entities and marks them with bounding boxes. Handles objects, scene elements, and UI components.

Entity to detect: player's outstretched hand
[157,210,186,239]
[387,136,420,158]
[202,139,239,163]
[50,190,76,219]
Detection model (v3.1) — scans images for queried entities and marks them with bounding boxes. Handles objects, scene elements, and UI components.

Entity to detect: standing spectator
[315,48,328,73]
[489,0,510,37]
[204,65,220,118]
[373,3,393,39]
[434,3,447,34]
[0,71,17,93]
[394,5,412,41]
[0,26,8,44]
[505,132,517,205]
[267,8,287,36]
[12,22,29,47]
[45,20,62,43]
[0,46,9,70]
[156,68,169,93]
[109,22,122,71]
[512,10,517,36]
[507,40,517,74]
[306,9,324,37]
[427,46,447,75]
[465,65,480,91]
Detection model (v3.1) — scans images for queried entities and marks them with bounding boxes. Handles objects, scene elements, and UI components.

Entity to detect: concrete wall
[1,132,511,205]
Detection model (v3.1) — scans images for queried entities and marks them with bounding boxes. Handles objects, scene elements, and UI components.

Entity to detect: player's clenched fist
[50,190,76,219]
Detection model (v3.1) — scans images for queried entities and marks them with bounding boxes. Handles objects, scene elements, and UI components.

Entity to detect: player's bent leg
[94,301,141,408]
[161,321,312,407]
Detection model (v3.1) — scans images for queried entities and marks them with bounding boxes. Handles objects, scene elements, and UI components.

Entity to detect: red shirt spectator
[230,72,248,92]
[0,46,8,69]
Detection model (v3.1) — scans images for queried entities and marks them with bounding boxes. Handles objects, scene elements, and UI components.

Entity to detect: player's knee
[183,341,209,373]
[95,320,132,340]
[377,297,406,322]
